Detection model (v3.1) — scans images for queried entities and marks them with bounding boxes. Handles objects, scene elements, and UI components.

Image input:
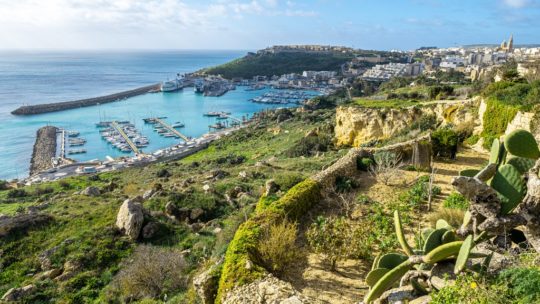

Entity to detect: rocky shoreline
[30,126,58,176]
[11,83,161,115]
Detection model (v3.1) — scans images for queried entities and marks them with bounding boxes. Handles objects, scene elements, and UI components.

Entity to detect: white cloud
[502,0,531,8]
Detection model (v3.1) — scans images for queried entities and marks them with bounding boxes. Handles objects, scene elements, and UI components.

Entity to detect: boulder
[35,268,62,280]
[55,260,82,282]
[165,202,191,222]
[115,199,144,240]
[82,186,100,197]
[142,189,155,200]
[375,286,416,304]
[265,179,279,196]
[1,285,36,302]
[142,222,160,239]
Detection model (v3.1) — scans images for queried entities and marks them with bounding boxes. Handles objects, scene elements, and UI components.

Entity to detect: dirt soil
[285,147,488,304]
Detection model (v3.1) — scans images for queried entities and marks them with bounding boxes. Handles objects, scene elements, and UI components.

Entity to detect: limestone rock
[2,285,36,302]
[190,208,205,221]
[222,274,316,304]
[193,260,222,304]
[115,199,144,240]
[55,260,82,282]
[265,180,279,196]
[409,295,431,304]
[375,286,415,304]
[142,189,155,200]
[165,202,190,222]
[82,186,100,197]
[35,268,62,280]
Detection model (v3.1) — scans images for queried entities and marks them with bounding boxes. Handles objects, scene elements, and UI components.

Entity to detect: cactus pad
[491,164,527,215]
[423,241,463,264]
[436,219,452,230]
[364,260,413,303]
[441,230,457,244]
[454,235,473,274]
[505,156,535,174]
[366,268,389,287]
[394,210,413,256]
[423,228,447,254]
[489,138,502,164]
[504,129,540,160]
[377,252,408,270]
[461,210,472,231]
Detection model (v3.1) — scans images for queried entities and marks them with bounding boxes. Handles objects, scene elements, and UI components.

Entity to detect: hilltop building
[500,34,514,53]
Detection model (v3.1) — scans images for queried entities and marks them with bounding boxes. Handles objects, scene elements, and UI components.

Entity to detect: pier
[11,83,161,116]
[60,129,66,159]
[219,113,243,123]
[30,126,58,175]
[110,121,141,154]
[154,118,189,141]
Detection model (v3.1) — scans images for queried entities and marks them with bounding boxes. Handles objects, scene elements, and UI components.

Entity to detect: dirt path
[286,147,487,303]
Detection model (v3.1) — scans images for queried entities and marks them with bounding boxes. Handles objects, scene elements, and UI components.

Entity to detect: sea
[0,50,314,180]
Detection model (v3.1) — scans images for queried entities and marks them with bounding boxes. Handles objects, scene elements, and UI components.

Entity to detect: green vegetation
[0,108,345,303]
[203,51,355,79]
[353,98,420,108]
[432,127,459,159]
[443,192,469,210]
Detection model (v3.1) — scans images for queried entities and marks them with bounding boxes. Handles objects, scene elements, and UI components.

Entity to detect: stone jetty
[11,83,161,115]
[30,126,58,175]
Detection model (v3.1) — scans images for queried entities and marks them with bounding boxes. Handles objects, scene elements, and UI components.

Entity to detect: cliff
[334,100,478,147]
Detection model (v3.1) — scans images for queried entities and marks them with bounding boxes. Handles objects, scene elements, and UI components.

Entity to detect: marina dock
[60,129,66,159]
[110,121,141,154]
[29,126,58,175]
[154,118,189,141]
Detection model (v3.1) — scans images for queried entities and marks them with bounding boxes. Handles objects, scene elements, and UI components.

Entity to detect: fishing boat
[209,122,226,130]
[171,122,185,128]
[67,131,80,137]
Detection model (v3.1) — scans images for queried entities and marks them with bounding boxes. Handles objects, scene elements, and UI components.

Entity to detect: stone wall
[30,126,58,175]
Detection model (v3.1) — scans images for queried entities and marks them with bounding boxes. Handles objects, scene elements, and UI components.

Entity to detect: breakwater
[11,84,161,115]
[30,126,58,175]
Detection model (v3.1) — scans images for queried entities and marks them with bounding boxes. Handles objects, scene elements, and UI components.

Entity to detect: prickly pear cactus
[504,129,540,160]
[505,156,535,174]
[490,164,527,215]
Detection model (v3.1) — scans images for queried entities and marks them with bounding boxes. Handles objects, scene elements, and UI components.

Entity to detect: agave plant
[363,211,486,303]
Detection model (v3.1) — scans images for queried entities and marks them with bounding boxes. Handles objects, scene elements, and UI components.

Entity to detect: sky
[0,0,539,51]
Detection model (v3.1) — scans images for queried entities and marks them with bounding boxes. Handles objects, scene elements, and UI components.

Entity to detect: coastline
[11,83,161,115]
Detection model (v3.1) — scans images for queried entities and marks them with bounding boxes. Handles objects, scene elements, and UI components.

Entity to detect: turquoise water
[0,51,315,180]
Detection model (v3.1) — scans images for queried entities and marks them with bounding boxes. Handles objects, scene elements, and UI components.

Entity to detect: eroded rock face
[0,213,52,238]
[222,275,317,304]
[194,260,222,304]
[334,100,478,147]
[115,199,144,240]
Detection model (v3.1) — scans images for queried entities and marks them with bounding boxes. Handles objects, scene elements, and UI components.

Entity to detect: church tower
[507,34,514,52]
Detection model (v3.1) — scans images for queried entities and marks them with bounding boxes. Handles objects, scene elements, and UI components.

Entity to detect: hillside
[202,51,356,79]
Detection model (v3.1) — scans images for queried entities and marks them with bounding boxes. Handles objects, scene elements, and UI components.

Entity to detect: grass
[353,98,422,108]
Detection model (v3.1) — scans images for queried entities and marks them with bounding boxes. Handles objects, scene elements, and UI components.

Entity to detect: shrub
[284,134,333,157]
[156,168,171,178]
[0,180,8,191]
[356,157,373,171]
[110,245,188,301]
[443,192,469,210]
[257,220,301,276]
[371,151,402,185]
[33,187,54,196]
[481,98,519,146]
[432,127,459,159]
[400,175,441,210]
[306,216,352,270]
[498,267,540,303]
[428,85,454,100]
[273,172,305,191]
[335,176,357,193]
[7,188,27,198]
[432,274,510,304]
[464,134,480,146]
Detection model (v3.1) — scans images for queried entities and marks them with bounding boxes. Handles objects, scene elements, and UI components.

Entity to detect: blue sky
[0,0,539,50]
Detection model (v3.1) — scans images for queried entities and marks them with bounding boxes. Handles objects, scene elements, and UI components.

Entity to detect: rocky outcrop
[335,100,478,147]
[115,199,144,240]
[0,213,52,238]
[194,260,222,304]
[222,275,317,304]
[1,285,36,302]
[30,126,58,175]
